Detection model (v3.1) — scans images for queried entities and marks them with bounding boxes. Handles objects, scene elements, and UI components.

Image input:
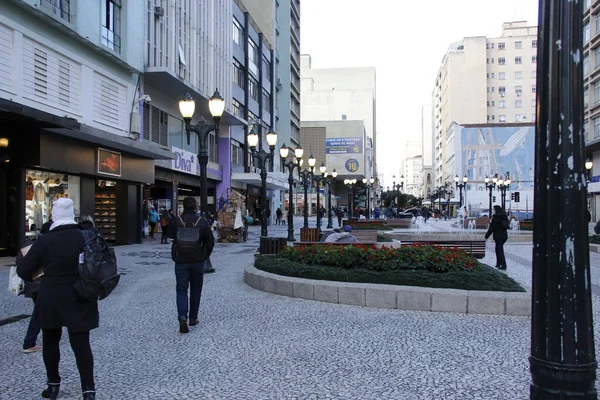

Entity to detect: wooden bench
[385,219,413,228]
[295,229,378,246]
[300,227,320,242]
[398,240,486,259]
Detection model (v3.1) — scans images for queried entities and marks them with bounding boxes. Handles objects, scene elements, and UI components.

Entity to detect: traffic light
[515,192,520,202]
[511,192,515,201]
[493,196,497,202]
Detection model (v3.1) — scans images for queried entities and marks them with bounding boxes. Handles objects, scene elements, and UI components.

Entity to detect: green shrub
[278,244,478,273]
[590,235,600,244]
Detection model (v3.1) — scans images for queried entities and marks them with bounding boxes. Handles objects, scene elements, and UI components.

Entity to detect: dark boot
[82,390,96,400]
[41,382,60,399]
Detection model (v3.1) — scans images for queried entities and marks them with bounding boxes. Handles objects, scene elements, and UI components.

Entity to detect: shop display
[94,180,117,242]
[25,170,75,234]
[217,189,247,243]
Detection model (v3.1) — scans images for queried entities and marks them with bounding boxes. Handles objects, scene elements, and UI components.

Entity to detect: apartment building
[0,0,176,253]
[584,0,600,219]
[432,21,537,186]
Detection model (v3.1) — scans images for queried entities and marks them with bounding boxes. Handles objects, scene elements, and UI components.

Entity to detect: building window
[491,72,495,78]
[232,98,245,119]
[532,70,537,79]
[499,100,506,108]
[499,86,506,95]
[101,0,121,52]
[585,88,590,108]
[515,56,522,64]
[532,40,538,48]
[515,100,523,108]
[41,0,71,22]
[595,81,600,103]
[231,142,243,165]
[596,14,600,33]
[532,99,536,107]
[499,57,506,65]
[596,47,600,68]
[499,72,506,80]
[248,75,259,101]
[233,59,245,88]
[498,42,505,50]
[515,114,523,122]
[515,41,523,49]
[532,55,538,63]
[499,115,506,122]
[262,56,272,82]
[515,71,523,80]
[262,89,271,113]
[585,23,591,43]
[515,85,522,95]
[233,18,244,46]
[532,85,537,93]
[248,39,259,65]
[491,100,495,107]
[584,55,590,76]
[594,116,600,138]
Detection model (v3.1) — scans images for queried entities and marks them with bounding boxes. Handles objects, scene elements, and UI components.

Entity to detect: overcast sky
[300,0,539,188]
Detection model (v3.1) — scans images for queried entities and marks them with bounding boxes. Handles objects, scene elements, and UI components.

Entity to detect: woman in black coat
[484,205,510,270]
[17,199,98,400]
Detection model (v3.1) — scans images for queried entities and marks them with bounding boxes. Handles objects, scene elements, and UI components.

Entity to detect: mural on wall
[325,137,365,175]
[461,125,535,190]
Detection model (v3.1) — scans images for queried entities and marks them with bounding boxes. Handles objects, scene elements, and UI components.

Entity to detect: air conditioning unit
[516,91,522,96]
[154,6,164,16]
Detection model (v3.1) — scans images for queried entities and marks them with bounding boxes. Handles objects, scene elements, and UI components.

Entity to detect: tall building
[421,104,434,196]
[0,0,174,254]
[300,54,377,180]
[432,21,538,186]
[584,0,600,220]
[403,155,423,197]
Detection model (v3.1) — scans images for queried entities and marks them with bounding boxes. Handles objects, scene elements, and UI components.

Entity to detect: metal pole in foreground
[530,0,597,397]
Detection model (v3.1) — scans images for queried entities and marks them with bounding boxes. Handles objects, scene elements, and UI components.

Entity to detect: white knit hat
[52,198,75,221]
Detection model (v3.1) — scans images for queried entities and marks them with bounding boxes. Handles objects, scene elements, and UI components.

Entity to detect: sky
[300,0,539,188]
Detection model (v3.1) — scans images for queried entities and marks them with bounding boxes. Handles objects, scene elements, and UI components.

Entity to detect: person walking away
[168,197,214,333]
[484,205,510,270]
[148,205,159,238]
[160,210,170,244]
[16,199,99,400]
[19,236,42,353]
[336,208,344,227]
[276,207,282,225]
[142,200,149,238]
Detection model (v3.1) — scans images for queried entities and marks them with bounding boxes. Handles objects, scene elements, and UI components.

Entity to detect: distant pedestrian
[16,198,99,400]
[276,207,282,225]
[168,197,214,333]
[148,206,159,238]
[160,210,170,244]
[336,208,344,227]
[485,205,509,270]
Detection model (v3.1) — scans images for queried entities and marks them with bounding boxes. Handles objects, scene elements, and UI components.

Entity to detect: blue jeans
[175,262,205,321]
[23,296,40,349]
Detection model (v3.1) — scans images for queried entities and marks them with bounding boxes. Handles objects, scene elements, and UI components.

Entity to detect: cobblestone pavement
[1,218,600,399]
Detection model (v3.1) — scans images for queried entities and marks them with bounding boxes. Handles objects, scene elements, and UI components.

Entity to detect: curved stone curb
[244,265,531,317]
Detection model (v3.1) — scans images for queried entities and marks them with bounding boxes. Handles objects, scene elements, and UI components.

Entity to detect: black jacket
[16,224,99,332]
[485,212,509,241]
[168,211,214,262]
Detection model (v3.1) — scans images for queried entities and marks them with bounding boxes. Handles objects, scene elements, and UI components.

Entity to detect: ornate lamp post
[362,177,376,219]
[179,90,225,216]
[247,128,278,238]
[279,144,304,241]
[530,1,597,396]
[496,172,511,211]
[298,155,316,229]
[325,168,338,229]
[312,163,328,229]
[344,178,357,219]
[454,174,468,208]
[586,159,594,182]
[484,174,498,217]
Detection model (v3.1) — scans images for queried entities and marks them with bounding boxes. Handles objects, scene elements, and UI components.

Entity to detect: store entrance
[0,165,20,257]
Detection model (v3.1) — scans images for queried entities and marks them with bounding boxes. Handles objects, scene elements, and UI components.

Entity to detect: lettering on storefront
[171,147,198,176]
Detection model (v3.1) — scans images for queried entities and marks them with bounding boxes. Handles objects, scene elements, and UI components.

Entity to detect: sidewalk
[1,220,599,399]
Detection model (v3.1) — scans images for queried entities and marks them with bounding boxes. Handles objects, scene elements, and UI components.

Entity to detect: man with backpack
[168,197,214,333]
[484,205,510,270]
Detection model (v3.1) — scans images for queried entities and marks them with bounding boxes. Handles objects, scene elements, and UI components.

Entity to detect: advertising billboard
[324,121,366,176]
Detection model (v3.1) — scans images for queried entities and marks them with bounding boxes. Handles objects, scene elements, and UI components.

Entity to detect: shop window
[25,170,80,236]
[94,180,117,242]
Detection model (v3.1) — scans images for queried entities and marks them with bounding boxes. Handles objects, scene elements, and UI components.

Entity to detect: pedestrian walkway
[1,218,599,399]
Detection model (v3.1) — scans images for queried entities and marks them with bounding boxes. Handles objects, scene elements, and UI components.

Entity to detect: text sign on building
[325,137,363,154]
[171,147,198,176]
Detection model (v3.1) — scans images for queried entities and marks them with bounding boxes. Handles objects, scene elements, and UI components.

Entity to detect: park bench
[398,239,486,259]
[294,229,378,246]
[385,219,413,229]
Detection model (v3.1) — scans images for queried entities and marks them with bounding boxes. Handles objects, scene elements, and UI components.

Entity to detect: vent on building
[33,48,48,98]
[58,60,70,107]
[154,6,164,17]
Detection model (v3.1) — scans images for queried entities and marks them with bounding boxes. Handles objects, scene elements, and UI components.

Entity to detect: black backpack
[174,216,207,263]
[74,229,120,302]
[500,218,510,230]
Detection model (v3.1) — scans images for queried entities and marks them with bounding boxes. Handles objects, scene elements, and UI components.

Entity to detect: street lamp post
[325,169,338,229]
[530,1,597,396]
[496,172,511,211]
[312,163,328,230]
[484,174,498,217]
[362,177,376,219]
[279,144,304,241]
[344,179,357,219]
[247,128,278,238]
[179,90,225,216]
[454,174,468,208]
[299,155,316,229]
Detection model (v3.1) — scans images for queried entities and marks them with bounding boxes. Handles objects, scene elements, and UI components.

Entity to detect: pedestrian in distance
[160,209,170,244]
[168,197,214,333]
[276,207,282,225]
[484,205,510,270]
[148,205,159,238]
[16,199,99,400]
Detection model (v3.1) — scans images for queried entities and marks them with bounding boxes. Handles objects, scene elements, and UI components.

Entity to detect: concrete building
[432,21,538,187]
[403,155,423,198]
[0,0,175,254]
[300,54,377,180]
[584,0,600,221]
[421,104,434,197]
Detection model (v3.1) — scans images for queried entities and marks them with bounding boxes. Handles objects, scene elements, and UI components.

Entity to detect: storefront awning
[231,172,289,190]
[44,127,174,160]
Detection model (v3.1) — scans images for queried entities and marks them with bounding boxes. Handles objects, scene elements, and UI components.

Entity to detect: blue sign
[326,137,363,154]
[345,158,359,173]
